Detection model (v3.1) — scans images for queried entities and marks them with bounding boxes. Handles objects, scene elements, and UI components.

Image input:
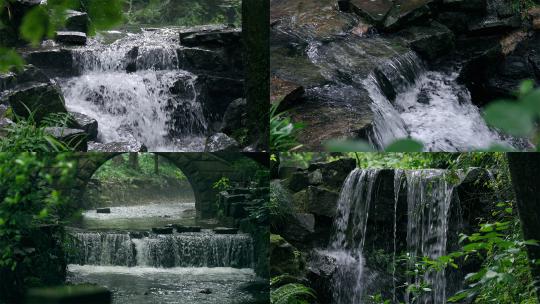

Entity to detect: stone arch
[71,153,245,218]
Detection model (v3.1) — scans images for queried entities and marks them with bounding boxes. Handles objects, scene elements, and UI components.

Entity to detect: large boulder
[442,0,486,12]
[270,234,305,276]
[44,127,87,151]
[64,10,89,33]
[270,77,305,113]
[180,28,242,48]
[399,22,455,60]
[69,112,98,141]
[23,49,76,77]
[339,0,394,25]
[306,186,339,218]
[205,133,239,152]
[6,82,68,123]
[220,98,246,134]
[383,0,433,31]
[179,48,229,73]
[280,213,315,247]
[55,31,87,45]
[307,158,357,190]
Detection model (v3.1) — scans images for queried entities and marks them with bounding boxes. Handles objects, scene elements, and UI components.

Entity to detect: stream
[67,201,260,304]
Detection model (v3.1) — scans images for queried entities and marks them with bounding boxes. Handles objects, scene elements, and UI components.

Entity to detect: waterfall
[327,168,381,304]
[404,170,464,304]
[392,169,405,302]
[364,52,517,151]
[68,231,254,269]
[61,28,208,151]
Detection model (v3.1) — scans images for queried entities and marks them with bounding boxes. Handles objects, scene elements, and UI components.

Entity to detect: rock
[199,288,212,294]
[270,77,305,113]
[96,208,110,213]
[285,172,310,193]
[205,133,239,152]
[270,234,305,276]
[64,10,89,33]
[69,112,98,141]
[0,117,14,138]
[6,82,67,123]
[436,11,476,33]
[442,0,486,11]
[26,285,111,304]
[152,227,173,234]
[467,15,521,35]
[383,0,433,31]
[23,49,76,77]
[174,225,201,233]
[399,22,455,60]
[308,158,357,189]
[179,48,228,73]
[0,65,49,94]
[180,28,241,47]
[306,186,339,218]
[55,31,87,45]
[340,0,394,25]
[280,213,315,246]
[129,231,148,239]
[213,227,238,234]
[221,98,246,134]
[87,141,148,152]
[44,127,88,151]
[201,75,244,120]
[307,250,339,304]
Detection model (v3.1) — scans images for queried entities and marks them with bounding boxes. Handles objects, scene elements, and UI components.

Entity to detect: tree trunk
[128,153,139,171]
[243,0,269,149]
[507,152,540,297]
[154,154,159,174]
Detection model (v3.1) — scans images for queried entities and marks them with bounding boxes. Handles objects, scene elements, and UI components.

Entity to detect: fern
[271,283,317,304]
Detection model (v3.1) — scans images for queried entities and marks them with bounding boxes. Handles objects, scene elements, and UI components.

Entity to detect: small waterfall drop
[68,231,254,269]
[364,52,516,151]
[327,168,381,304]
[61,28,208,151]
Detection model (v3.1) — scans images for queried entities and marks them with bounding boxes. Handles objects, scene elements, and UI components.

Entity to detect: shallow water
[67,265,258,304]
[79,202,196,230]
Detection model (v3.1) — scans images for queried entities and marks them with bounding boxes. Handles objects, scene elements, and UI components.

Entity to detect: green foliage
[212,176,231,192]
[92,153,186,183]
[0,47,24,72]
[0,112,70,152]
[0,153,76,271]
[325,138,424,152]
[271,283,318,304]
[369,293,392,304]
[270,102,304,151]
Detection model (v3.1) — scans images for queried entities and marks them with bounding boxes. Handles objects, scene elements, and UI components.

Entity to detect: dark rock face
[399,22,455,60]
[270,77,305,113]
[180,28,242,48]
[307,250,338,304]
[174,225,202,233]
[6,82,68,123]
[280,213,315,247]
[343,0,394,24]
[64,10,89,33]
[205,132,239,152]
[55,31,87,45]
[307,158,357,190]
[23,49,76,78]
[213,227,238,234]
[221,98,246,134]
[69,112,98,141]
[306,186,339,218]
[383,0,433,31]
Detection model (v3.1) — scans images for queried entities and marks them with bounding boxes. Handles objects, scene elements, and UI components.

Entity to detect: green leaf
[385,139,424,152]
[483,101,534,137]
[521,89,540,116]
[325,139,375,152]
[87,0,124,34]
[20,6,50,46]
[518,79,535,98]
[0,48,25,72]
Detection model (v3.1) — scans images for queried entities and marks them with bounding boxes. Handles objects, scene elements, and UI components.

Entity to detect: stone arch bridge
[70,152,267,218]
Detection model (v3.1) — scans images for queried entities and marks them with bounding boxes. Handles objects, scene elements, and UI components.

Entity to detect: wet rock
[0,65,49,93]
[87,141,148,152]
[529,7,540,30]
[129,231,148,239]
[270,77,305,113]
[285,172,310,193]
[307,250,338,304]
[180,28,241,47]
[280,213,315,246]
[200,75,244,120]
[152,227,173,234]
[6,82,67,123]
[69,112,98,141]
[436,11,477,33]
[417,87,431,104]
[205,132,239,152]
[174,225,201,233]
[221,98,246,134]
[96,208,111,214]
[64,10,89,33]
[467,16,521,35]
[270,234,305,276]
[179,48,228,73]
[399,22,455,60]
[442,0,486,11]
[306,186,339,218]
[383,0,433,31]
[23,49,76,77]
[125,47,139,73]
[339,0,394,25]
[55,31,87,45]
[213,227,238,234]
[199,288,212,294]
[44,127,88,151]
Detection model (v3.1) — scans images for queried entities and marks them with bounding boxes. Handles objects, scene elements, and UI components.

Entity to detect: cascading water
[68,231,254,268]
[60,28,207,151]
[325,168,381,304]
[364,52,519,151]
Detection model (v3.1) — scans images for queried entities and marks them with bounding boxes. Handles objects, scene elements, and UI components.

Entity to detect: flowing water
[67,201,260,304]
[59,28,208,151]
[328,168,464,303]
[364,53,514,151]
